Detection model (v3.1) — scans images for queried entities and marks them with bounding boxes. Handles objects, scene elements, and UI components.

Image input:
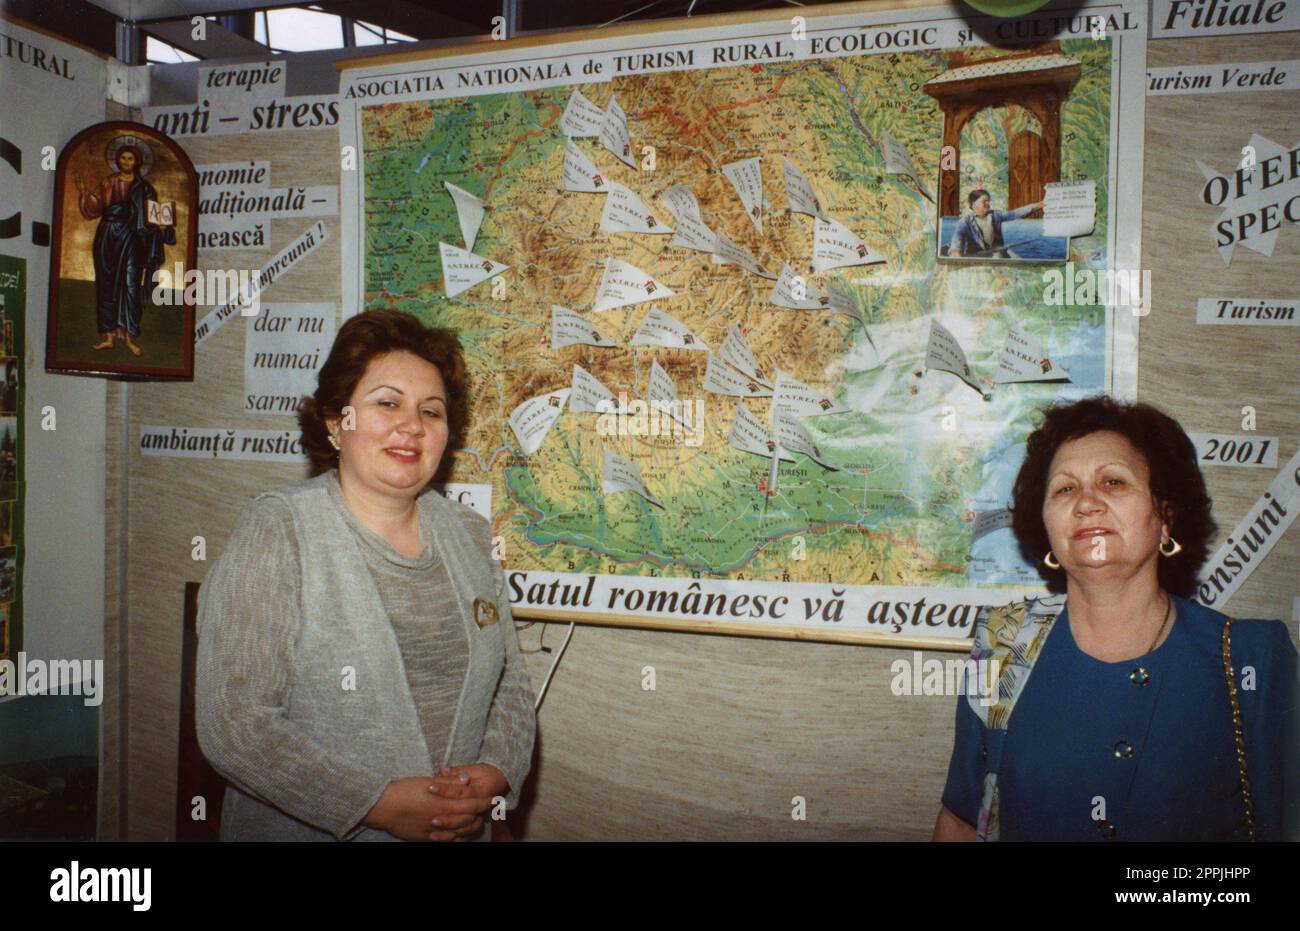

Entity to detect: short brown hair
[297,310,469,484]
[1009,395,1216,597]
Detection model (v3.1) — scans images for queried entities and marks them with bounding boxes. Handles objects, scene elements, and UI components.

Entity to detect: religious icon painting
[45,121,198,379]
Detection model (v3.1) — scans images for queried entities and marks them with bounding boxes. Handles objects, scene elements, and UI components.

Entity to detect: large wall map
[340,2,1146,644]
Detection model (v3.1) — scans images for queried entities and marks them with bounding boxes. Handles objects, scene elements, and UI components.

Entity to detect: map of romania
[359,38,1114,591]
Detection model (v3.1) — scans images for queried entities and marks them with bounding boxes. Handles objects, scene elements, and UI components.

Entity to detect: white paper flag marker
[592,258,674,311]
[562,140,608,193]
[773,405,839,470]
[508,388,570,454]
[925,319,989,398]
[603,448,663,507]
[657,183,719,250]
[570,364,617,413]
[647,358,690,426]
[702,353,772,397]
[826,276,865,324]
[668,213,718,253]
[775,371,850,416]
[783,158,822,218]
[718,324,772,387]
[551,304,616,349]
[659,183,701,222]
[826,276,875,349]
[994,326,1070,384]
[712,231,776,279]
[439,242,508,298]
[631,305,706,350]
[812,217,886,273]
[723,157,764,233]
[560,88,604,138]
[444,182,485,251]
[600,182,671,235]
[825,276,872,337]
[770,263,827,310]
[599,95,637,169]
[879,129,933,202]
[729,402,794,461]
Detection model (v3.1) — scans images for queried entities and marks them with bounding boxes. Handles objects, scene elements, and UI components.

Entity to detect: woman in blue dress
[935,396,1297,841]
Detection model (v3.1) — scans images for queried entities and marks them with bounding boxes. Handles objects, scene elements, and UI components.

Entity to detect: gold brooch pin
[473,597,499,629]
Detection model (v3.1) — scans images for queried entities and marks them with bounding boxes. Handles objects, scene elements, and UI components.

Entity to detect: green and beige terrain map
[358,39,1114,591]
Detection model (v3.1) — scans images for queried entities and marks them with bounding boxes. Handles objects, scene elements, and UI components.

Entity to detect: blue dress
[942,594,1298,841]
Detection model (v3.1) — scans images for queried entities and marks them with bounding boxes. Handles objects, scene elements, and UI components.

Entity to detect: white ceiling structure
[80,0,488,61]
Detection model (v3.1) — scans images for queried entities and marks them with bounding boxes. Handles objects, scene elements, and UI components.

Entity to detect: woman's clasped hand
[364,764,509,842]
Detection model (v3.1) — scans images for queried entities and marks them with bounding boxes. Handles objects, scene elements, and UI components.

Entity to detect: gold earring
[1160,536,1182,557]
[1044,551,1061,569]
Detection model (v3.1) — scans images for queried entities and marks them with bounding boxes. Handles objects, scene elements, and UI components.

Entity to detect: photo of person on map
[926,42,1087,264]
[948,188,1045,258]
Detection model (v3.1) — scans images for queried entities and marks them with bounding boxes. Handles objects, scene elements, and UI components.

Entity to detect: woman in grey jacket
[196,309,535,841]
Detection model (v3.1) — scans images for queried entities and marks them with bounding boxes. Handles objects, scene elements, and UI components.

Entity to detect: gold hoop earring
[1043,551,1061,569]
[1160,536,1182,557]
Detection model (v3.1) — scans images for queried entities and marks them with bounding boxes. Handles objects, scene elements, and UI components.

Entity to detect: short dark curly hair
[297,309,470,485]
[1009,395,1216,597]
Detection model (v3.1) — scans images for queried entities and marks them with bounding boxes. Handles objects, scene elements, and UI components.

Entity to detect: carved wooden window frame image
[927,42,1083,264]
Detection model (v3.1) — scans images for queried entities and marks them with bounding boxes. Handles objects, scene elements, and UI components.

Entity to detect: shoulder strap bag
[1221,618,1256,842]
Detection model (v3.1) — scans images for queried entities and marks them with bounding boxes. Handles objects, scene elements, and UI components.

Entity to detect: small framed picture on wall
[45,121,198,379]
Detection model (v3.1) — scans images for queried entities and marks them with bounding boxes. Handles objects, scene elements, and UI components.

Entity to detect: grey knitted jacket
[196,471,535,841]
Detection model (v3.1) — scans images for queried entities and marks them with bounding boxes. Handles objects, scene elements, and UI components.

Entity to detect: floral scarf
[965,595,1066,841]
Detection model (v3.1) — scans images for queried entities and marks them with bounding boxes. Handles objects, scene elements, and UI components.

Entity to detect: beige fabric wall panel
[1141,31,1299,628]
[517,625,951,839]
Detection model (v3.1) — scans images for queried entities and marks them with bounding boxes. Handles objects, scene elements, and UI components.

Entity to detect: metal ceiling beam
[138,16,270,58]
[314,0,483,38]
[502,0,520,38]
[83,0,290,19]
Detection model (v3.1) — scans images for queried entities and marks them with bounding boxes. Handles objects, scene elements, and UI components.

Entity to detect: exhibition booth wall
[2,2,1295,840]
